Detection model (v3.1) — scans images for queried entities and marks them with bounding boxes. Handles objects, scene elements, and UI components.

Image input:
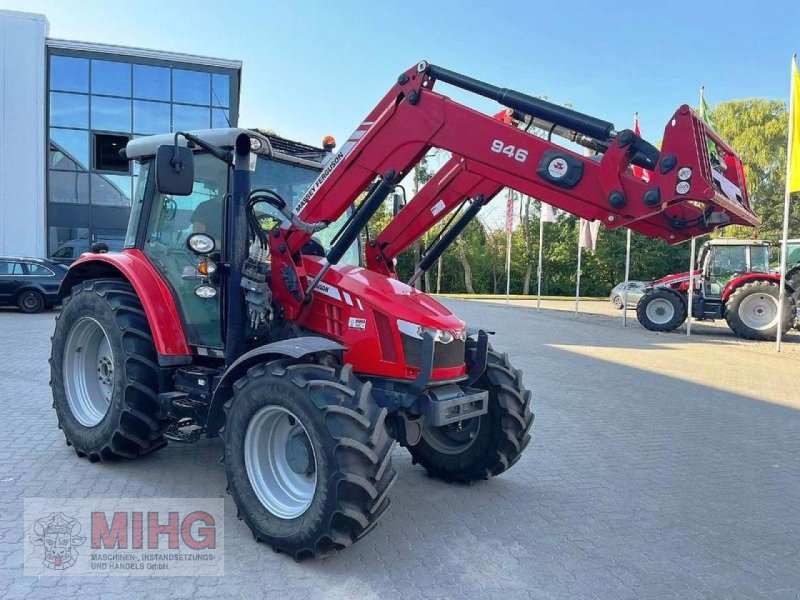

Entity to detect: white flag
[540,201,557,223]
[579,218,600,252]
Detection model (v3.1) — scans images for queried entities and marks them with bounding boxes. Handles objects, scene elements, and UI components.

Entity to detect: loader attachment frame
[268,61,757,320]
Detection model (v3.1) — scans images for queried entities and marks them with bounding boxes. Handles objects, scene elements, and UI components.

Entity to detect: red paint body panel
[298,257,466,381]
[652,270,701,292]
[67,250,191,356]
[720,273,782,302]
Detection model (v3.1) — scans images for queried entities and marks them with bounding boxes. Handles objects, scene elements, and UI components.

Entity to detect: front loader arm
[271,60,757,320]
[365,155,504,276]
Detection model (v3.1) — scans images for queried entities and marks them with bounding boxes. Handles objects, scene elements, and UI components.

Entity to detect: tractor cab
[121,128,355,349]
[698,239,771,298]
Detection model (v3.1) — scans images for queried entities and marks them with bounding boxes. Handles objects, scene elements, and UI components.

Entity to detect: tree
[709,99,798,239]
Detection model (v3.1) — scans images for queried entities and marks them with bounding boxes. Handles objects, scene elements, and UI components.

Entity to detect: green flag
[699,86,714,126]
[699,86,721,167]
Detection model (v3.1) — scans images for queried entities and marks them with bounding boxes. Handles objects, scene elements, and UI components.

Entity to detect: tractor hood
[650,270,700,289]
[306,258,465,332]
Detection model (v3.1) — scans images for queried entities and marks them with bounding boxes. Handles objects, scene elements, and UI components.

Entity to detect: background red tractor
[636,239,796,340]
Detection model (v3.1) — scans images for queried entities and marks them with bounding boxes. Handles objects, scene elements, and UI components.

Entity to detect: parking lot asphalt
[0,300,798,599]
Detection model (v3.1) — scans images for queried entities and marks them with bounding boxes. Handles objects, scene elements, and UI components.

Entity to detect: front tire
[636,288,687,332]
[406,342,534,483]
[612,295,624,310]
[50,279,167,461]
[18,289,46,313]
[724,280,795,341]
[223,361,396,559]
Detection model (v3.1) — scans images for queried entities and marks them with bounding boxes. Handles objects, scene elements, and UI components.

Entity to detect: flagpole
[505,191,513,306]
[687,237,696,336]
[622,228,631,326]
[776,54,797,352]
[537,206,544,312]
[575,241,582,317]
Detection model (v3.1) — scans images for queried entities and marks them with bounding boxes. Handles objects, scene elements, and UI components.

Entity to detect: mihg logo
[24,498,224,576]
[29,512,86,570]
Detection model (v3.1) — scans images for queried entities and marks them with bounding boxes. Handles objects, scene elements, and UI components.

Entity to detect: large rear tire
[50,279,167,461]
[724,280,795,341]
[405,341,533,483]
[636,288,687,332]
[788,268,800,329]
[223,361,396,559]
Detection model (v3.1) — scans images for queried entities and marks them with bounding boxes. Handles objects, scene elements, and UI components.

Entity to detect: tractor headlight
[187,233,215,255]
[194,284,217,299]
[397,319,464,344]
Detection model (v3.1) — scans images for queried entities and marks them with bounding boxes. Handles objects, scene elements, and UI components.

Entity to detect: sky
[4,0,799,227]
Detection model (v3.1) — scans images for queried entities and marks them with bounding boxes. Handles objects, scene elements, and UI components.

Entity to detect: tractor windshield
[251,156,359,266]
[750,245,770,273]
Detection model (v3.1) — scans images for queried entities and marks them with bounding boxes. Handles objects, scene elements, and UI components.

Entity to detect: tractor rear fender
[59,249,191,359]
[205,337,345,437]
[720,273,784,303]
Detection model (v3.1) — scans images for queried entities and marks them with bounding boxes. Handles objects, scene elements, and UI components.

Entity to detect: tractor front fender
[206,337,345,437]
[720,273,783,303]
[59,249,191,359]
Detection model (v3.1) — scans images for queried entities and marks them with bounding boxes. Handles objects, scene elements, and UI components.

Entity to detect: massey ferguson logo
[30,512,86,570]
[294,150,345,216]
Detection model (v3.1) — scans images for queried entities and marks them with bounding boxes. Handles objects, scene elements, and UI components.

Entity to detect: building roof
[46,38,241,70]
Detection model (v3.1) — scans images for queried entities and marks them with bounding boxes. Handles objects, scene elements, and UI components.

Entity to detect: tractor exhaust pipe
[224,133,252,367]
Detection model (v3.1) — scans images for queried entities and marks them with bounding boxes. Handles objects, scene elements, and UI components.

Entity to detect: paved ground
[0,301,799,599]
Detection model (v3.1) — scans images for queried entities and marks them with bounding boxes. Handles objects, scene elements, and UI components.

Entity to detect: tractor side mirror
[392,192,405,216]
[155,144,194,196]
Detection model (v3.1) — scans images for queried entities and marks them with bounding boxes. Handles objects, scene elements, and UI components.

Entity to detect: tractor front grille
[401,334,465,370]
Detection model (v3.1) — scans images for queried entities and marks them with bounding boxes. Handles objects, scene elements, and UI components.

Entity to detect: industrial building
[0,10,241,259]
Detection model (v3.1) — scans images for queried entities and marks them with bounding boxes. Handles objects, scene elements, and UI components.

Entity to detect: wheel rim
[613,296,624,309]
[21,292,40,310]
[422,417,482,455]
[738,293,779,331]
[62,317,114,427]
[645,298,675,325]
[244,406,317,519]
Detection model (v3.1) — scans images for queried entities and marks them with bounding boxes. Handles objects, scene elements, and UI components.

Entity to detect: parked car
[0,257,67,313]
[609,280,646,309]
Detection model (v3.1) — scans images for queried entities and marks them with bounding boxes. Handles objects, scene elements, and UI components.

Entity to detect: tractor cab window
[749,245,770,274]
[250,156,360,266]
[143,153,228,348]
[706,245,747,297]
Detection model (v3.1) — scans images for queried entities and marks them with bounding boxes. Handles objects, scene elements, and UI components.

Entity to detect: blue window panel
[211,108,230,128]
[49,171,90,204]
[173,104,210,131]
[133,64,170,101]
[50,92,89,128]
[50,56,89,93]
[173,69,210,105]
[91,96,131,132]
[49,227,90,259]
[91,60,132,97]
[134,100,171,134]
[50,128,89,171]
[91,174,132,206]
[211,73,230,108]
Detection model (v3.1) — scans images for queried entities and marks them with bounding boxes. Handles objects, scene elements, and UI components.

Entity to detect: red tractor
[50,61,758,558]
[636,239,796,340]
